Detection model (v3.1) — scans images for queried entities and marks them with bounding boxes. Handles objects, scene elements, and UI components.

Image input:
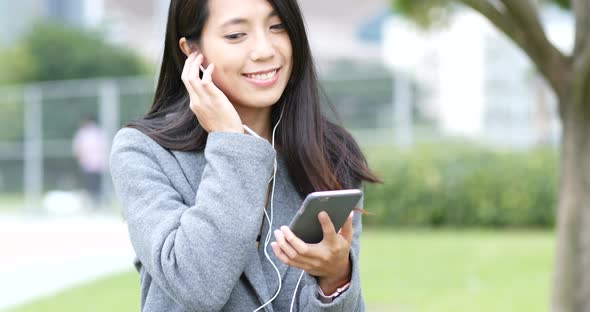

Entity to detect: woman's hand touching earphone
[271,211,355,295]
[181,52,243,134]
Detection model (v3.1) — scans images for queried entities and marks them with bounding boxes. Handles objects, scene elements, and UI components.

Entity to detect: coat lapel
[170,151,309,308]
[260,157,305,290]
[243,249,273,311]
[170,149,275,310]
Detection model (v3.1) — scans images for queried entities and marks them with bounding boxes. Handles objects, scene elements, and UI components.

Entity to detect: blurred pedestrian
[72,117,108,210]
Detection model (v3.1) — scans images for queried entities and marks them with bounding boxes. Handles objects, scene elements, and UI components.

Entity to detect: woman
[110,0,379,311]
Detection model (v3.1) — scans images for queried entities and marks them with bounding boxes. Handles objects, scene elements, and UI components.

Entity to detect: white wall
[0,0,43,46]
[437,12,487,137]
[382,6,572,147]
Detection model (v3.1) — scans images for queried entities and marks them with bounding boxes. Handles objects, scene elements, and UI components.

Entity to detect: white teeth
[246,70,277,80]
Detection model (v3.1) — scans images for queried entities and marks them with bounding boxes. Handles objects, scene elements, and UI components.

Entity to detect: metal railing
[0,73,398,213]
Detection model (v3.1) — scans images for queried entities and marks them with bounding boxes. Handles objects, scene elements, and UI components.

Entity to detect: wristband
[317,281,350,304]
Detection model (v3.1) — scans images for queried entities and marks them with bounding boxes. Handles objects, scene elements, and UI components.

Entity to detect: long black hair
[129,0,380,195]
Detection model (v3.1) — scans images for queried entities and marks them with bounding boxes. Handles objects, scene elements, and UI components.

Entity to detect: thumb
[338,212,354,242]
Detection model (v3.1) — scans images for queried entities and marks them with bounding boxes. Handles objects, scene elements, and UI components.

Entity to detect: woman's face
[197,0,293,110]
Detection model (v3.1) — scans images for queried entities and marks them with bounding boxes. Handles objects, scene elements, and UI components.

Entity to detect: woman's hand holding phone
[181,52,243,134]
[271,211,354,295]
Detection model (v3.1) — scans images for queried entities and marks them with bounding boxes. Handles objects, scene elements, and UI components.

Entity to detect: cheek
[211,69,235,93]
[211,66,244,99]
[208,53,242,85]
[280,36,293,58]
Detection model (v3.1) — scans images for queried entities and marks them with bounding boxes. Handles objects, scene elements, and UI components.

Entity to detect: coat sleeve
[297,189,366,311]
[110,128,275,312]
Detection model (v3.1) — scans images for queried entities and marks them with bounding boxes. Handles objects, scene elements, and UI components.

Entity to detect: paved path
[0,214,135,311]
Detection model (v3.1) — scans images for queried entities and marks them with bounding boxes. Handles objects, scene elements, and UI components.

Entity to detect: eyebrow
[219,10,279,28]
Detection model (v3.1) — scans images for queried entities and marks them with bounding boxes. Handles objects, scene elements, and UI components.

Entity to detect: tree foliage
[0,22,149,143]
[0,22,148,84]
[392,0,571,27]
[392,0,455,27]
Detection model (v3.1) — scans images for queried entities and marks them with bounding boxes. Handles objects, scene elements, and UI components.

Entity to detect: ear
[179,37,200,57]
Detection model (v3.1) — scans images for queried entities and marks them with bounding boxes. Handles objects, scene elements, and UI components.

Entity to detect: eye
[270,23,285,31]
[225,33,246,40]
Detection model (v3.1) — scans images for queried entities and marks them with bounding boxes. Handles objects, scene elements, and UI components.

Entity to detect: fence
[0,73,398,213]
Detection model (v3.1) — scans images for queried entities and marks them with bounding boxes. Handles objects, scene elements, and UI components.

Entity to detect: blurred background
[0,0,571,311]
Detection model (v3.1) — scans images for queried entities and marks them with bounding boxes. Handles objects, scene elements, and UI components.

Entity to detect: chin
[238,91,284,109]
[245,99,281,109]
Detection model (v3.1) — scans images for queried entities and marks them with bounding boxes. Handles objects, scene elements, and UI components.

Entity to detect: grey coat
[110,128,365,312]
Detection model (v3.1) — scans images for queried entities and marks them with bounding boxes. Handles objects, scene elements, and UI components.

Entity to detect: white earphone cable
[252,106,286,312]
[290,270,305,312]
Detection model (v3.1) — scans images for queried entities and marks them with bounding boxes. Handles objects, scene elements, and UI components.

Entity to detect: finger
[201,64,228,99]
[188,53,203,82]
[281,226,311,255]
[338,212,355,242]
[201,63,214,84]
[181,53,198,96]
[273,229,300,259]
[182,54,202,110]
[318,211,337,242]
[270,241,289,264]
[270,242,308,268]
[182,52,197,82]
[189,54,207,98]
[201,63,221,98]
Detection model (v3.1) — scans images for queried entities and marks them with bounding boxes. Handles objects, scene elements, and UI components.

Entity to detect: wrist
[318,258,351,294]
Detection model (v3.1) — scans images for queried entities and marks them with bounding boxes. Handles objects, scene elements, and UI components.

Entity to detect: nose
[249,31,276,61]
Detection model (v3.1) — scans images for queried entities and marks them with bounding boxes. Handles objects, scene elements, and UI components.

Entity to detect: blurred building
[1,0,390,67]
[46,0,103,27]
[0,0,104,46]
[99,0,168,63]
[298,0,387,65]
[383,5,573,147]
[102,0,390,68]
[0,0,44,46]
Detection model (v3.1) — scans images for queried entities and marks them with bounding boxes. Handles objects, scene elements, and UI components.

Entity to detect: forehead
[207,0,276,25]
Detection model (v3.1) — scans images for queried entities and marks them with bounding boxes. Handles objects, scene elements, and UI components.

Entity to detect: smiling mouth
[243,68,280,81]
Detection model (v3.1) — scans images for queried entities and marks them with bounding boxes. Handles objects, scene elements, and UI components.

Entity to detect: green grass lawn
[4,271,140,312]
[360,230,553,311]
[0,194,24,213]
[6,229,554,312]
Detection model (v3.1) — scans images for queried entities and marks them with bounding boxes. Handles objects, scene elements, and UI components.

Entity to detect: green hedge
[362,143,558,228]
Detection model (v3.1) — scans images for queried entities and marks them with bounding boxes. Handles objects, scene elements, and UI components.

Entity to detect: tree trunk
[552,91,590,312]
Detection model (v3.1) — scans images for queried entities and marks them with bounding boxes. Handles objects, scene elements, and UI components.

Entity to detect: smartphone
[289,189,363,244]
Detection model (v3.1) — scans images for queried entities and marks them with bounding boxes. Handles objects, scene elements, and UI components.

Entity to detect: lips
[242,67,281,87]
[243,67,280,81]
